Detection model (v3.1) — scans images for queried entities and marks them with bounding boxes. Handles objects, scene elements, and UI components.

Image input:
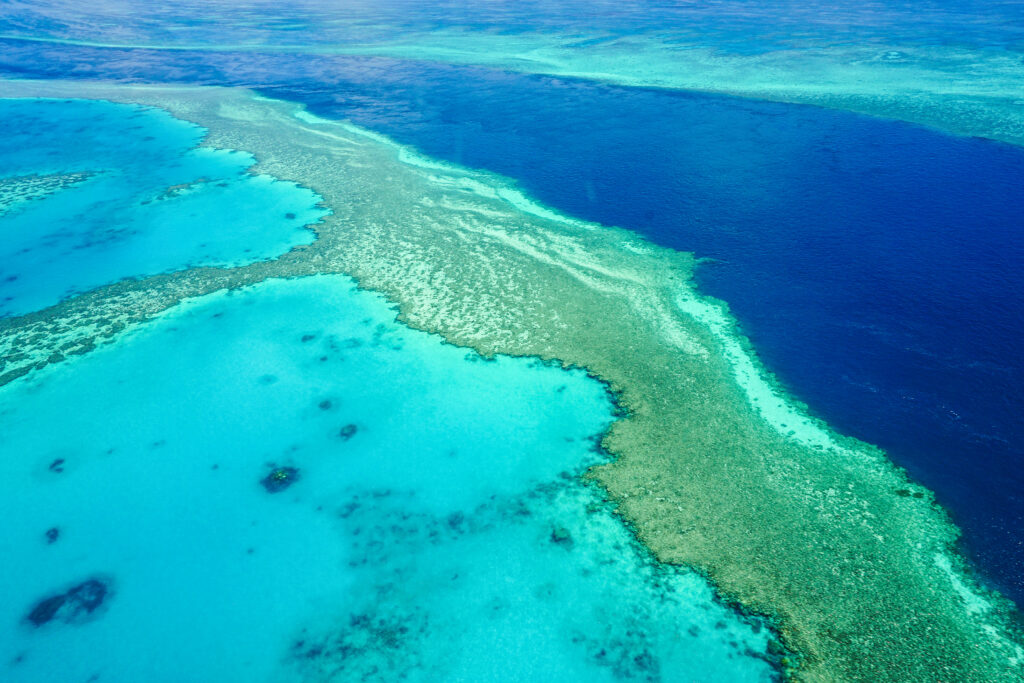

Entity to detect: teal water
[0,275,776,682]
[0,98,326,317]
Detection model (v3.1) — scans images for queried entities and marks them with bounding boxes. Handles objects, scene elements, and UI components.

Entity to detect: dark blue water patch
[1,42,1022,605]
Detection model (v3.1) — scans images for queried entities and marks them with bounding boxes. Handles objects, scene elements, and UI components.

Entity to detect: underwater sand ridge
[0,80,1022,682]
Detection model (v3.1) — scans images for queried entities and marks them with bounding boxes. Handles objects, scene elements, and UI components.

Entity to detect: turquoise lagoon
[0,275,777,682]
[0,98,325,317]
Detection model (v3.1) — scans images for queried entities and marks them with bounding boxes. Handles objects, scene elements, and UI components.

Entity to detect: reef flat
[0,171,94,216]
[0,80,1021,681]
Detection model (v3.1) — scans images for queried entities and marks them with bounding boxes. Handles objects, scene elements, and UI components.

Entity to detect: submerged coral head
[25,578,111,628]
[260,465,300,493]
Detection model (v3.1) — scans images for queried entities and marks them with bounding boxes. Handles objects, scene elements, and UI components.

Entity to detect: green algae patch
[1,80,1022,682]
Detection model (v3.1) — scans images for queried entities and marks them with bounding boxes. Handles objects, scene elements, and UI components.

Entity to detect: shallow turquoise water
[0,275,776,682]
[0,98,326,317]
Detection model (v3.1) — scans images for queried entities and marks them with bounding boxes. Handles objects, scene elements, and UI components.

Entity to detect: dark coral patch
[25,578,111,627]
[338,424,358,441]
[261,465,300,493]
[550,526,574,548]
[26,595,66,627]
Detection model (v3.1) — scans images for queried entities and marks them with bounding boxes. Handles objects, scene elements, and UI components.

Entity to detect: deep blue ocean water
[2,42,1021,606]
